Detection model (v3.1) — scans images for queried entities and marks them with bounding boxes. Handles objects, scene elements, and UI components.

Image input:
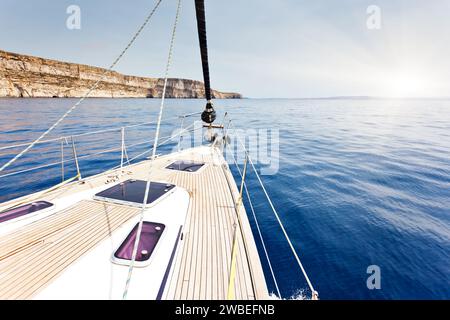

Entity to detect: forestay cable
[122,0,182,299]
[0,0,163,173]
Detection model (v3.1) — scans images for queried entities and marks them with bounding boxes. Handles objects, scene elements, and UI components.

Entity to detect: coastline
[0,49,242,99]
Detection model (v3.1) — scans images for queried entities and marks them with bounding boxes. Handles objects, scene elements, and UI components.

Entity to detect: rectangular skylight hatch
[166,160,205,173]
[94,179,175,207]
[114,222,165,263]
[0,201,53,223]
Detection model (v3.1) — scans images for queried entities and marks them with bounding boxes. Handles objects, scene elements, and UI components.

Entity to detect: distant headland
[0,50,241,99]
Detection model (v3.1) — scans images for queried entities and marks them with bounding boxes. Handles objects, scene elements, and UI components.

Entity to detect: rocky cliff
[0,50,241,99]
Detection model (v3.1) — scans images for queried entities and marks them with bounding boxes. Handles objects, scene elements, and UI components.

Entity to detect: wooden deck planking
[220,165,248,299]
[0,201,140,299]
[0,204,132,298]
[0,146,268,300]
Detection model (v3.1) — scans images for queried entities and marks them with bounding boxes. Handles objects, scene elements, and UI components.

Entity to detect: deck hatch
[166,160,205,172]
[0,201,53,223]
[114,222,165,262]
[94,179,175,206]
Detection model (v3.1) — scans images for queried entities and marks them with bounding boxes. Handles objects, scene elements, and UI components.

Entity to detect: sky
[0,0,449,98]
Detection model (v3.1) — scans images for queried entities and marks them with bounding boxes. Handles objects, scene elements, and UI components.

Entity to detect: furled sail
[195,0,216,124]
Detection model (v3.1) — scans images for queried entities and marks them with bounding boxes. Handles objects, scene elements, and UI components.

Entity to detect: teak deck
[0,146,268,300]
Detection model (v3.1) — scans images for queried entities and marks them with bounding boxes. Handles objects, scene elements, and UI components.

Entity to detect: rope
[0,173,80,212]
[226,144,282,298]
[0,0,163,173]
[227,223,239,300]
[0,121,198,212]
[0,123,200,180]
[217,147,258,299]
[122,0,182,299]
[227,153,248,300]
[122,123,200,164]
[0,116,183,152]
[229,121,319,300]
[0,135,167,179]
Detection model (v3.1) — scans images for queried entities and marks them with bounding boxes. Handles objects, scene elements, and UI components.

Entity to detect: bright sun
[383,68,433,98]
[388,74,425,97]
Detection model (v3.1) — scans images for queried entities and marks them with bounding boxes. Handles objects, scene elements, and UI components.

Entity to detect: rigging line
[118,124,200,166]
[0,131,181,180]
[177,111,202,119]
[0,122,194,211]
[0,114,186,152]
[0,173,80,212]
[213,145,258,299]
[226,144,282,298]
[229,121,318,299]
[0,0,164,173]
[122,0,182,300]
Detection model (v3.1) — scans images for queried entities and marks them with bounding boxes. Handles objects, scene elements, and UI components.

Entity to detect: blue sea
[0,98,449,300]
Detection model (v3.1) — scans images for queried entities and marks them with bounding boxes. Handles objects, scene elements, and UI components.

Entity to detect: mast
[195,0,216,124]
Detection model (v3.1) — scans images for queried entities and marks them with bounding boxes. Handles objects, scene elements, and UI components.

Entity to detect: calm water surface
[0,98,449,299]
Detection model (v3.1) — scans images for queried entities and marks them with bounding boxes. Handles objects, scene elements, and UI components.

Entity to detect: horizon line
[243,96,450,100]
